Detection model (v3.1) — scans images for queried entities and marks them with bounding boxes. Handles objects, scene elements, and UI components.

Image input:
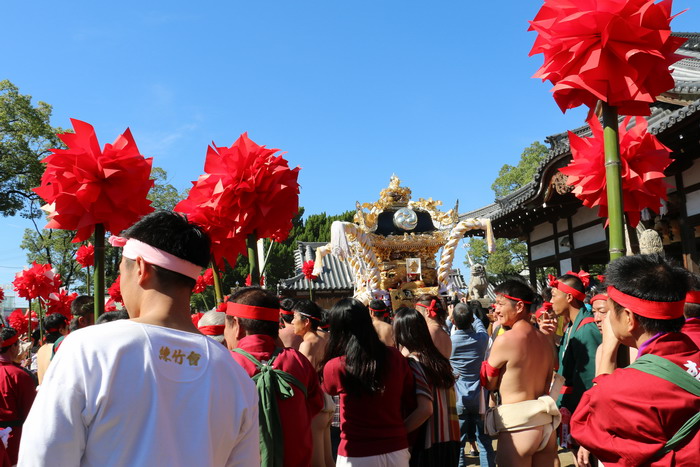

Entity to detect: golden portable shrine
[313,176,494,310]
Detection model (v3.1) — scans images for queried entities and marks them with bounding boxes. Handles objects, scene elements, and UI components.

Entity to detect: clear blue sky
[1,0,698,289]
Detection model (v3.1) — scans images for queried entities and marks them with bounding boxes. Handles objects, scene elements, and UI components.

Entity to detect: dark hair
[685,273,700,319]
[321,298,387,396]
[0,328,17,354]
[541,287,552,303]
[606,254,687,334]
[280,297,296,324]
[96,310,130,324]
[43,314,68,343]
[557,274,586,307]
[292,299,322,331]
[122,211,211,290]
[415,294,447,324]
[225,287,279,338]
[369,299,388,314]
[393,307,455,388]
[71,295,93,316]
[452,303,474,331]
[494,280,535,312]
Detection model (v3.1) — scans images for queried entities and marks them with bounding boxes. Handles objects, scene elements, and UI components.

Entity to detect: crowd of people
[0,210,698,466]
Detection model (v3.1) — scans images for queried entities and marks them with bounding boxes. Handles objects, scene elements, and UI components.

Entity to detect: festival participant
[415,294,451,358]
[0,327,37,465]
[450,302,494,467]
[197,309,226,345]
[321,298,416,466]
[549,272,601,419]
[279,297,302,350]
[481,280,560,467]
[35,313,69,384]
[394,307,460,466]
[226,287,323,467]
[571,254,700,466]
[95,309,130,324]
[292,299,335,467]
[683,273,700,346]
[368,299,395,347]
[68,295,94,331]
[19,211,259,466]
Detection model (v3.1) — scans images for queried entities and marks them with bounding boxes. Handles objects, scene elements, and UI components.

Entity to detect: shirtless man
[292,300,334,467]
[481,280,559,467]
[368,299,395,347]
[416,294,452,358]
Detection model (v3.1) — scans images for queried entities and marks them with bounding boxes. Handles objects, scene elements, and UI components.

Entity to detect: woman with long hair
[394,307,461,466]
[321,298,416,467]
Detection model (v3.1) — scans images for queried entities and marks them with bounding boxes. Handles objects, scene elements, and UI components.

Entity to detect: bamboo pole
[211,262,224,304]
[247,233,260,287]
[602,102,626,261]
[94,224,105,320]
[86,265,91,295]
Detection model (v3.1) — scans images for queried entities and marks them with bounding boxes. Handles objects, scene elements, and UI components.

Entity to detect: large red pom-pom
[12,262,62,301]
[75,243,95,268]
[108,275,123,304]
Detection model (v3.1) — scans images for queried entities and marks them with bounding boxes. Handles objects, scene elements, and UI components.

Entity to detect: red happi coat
[571,333,700,466]
[0,361,37,465]
[682,317,700,348]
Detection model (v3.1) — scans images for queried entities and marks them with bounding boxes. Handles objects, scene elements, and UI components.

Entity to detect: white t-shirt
[19,320,259,467]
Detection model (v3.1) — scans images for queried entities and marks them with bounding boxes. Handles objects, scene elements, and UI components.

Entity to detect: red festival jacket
[682,317,700,348]
[571,333,700,466]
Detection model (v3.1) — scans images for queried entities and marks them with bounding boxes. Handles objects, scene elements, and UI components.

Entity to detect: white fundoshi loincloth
[484,395,561,452]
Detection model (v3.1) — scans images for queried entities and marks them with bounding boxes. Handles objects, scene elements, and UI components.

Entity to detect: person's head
[321,298,387,396]
[0,327,19,359]
[43,313,69,344]
[415,294,447,325]
[279,297,296,325]
[493,280,534,327]
[393,307,455,388]
[605,254,688,347]
[291,299,322,335]
[590,293,609,332]
[550,274,586,316]
[452,302,474,331]
[70,295,94,331]
[224,287,280,349]
[368,299,389,321]
[197,309,226,344]
[95,310,130,324]
[684,273,700,319]
[116,211,211,318]
[535,301,554,326]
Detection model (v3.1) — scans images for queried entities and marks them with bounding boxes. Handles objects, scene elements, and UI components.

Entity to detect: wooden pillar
[527,231,537,289]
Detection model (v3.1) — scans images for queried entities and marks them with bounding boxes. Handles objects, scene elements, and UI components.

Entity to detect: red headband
[498,294,532,305]
[416,300,438,318]
[225,303,279,322]
[46,327,60,333]
[549,274,586,301]
[590,294,608,304]
[280,309,294,316]
[535,301,553,319]
[685,291,700,305]
[369,307,388,315]
[198,325,225,336]
[607,286,685,320]
[1,334,18,348]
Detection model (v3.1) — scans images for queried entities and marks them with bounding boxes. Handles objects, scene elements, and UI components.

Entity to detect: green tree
[148,167,182,211]
[491,141,549,198]
[0,80,62,218]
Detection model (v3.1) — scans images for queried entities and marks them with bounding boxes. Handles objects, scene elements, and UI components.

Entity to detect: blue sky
[1,0,698,289]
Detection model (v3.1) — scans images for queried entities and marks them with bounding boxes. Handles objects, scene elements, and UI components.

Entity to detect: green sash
[629,354,700,459]
[232,347,307,467]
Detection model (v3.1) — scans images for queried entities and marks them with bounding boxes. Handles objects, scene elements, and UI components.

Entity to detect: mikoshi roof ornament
[175,133,300,303]
[33,119,154,317]
[529,0,686,260]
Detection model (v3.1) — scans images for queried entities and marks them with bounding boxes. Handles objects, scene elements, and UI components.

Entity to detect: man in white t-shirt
[19,211,259,466]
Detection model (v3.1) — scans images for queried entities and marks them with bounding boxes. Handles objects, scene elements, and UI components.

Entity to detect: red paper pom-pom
[105,297,117,313]
[175,133,300,267]
[33,119,155,242]
[108,275,123,304]
[8,309,38,336]
[560,116,672,227]
[193,268,215,294]
[75,243,95,268]
[46,289,78,320]
[0,288,4,303]
[13,262,62,301]
[302,260,317,281]
[529,0,687,116]
[191,312,204,327]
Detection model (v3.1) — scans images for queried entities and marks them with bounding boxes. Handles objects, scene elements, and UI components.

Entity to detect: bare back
[372,319,395,347]
[428,322,452,359]
[299,331,328,371]
[279,324,302,350]
[489,320,554,404]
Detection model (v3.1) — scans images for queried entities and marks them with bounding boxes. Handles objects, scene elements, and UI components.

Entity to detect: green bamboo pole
[26,299,31,343]
[38,299,44,344]
[247,233,260,287]
[602,102,626,260]
[211,262,223,304]
[86,265,91,295]
[94,224,105,320]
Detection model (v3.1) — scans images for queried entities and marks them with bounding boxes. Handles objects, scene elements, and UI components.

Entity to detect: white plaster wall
[558,237,570,253]
[682,159,700,188]
[572,207,599,227]
[686,189,700,216]
[531,241,554,261]
[530,223,553,243]
[559,258,572,274]
[573,225,606,248]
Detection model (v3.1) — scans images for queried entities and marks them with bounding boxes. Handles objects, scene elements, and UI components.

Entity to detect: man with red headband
[0,327,36,465]
[225,287,323,467]
[571,254,700,466]
[683,273,700,347]
[549,272,601,420]
[480,280,560,466]
[20,211,259,466]
[369,299,395,347]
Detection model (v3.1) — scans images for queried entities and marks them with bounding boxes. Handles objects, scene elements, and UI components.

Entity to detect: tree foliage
[491,141,549,198]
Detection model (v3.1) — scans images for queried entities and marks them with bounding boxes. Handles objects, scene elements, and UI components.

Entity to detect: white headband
[109,236,202,280]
